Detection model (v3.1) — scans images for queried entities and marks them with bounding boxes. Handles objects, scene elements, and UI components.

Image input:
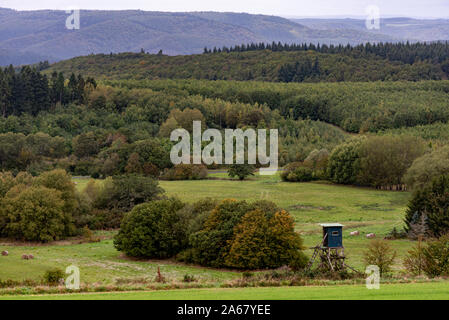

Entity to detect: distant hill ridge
[0,8,400,66]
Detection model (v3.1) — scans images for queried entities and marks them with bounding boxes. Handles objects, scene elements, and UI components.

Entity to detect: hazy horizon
[1,0,448,19]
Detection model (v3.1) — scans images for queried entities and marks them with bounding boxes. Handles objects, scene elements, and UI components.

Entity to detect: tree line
[46,47,449,83]
[0,66,96,117]
[203,41,449,65]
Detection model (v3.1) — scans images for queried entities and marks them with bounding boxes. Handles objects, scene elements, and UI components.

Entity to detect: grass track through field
[2,282,449,300]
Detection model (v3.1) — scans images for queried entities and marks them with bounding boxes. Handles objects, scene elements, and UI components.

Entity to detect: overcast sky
[1,0,448,18]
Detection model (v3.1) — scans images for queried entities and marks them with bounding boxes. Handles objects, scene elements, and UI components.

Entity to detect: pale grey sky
[1,0,448,18]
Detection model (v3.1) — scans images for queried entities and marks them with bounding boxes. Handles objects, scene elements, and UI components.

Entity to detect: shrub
[363,239,397,276]
[225,209,307,270]
[227,164,255,181]
[403,237,425,276]
[43,268,65,286]
[304,149,329,170]
[182,274,196,283]
[88,209,125,230]
[82,226,100,243]
[0,186,67,242]
[114,199,186,258]
[160,164,208,180]
[281,165,314,182]
[404,174,449,238]
[142,163,160,178]
[421,235,449,278]
[96,174,164,212]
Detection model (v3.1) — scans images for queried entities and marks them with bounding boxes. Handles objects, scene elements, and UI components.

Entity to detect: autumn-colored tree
[225,209,306,269]
[0,186,66,242]
[363,239,397,275]
[125,152,142,174]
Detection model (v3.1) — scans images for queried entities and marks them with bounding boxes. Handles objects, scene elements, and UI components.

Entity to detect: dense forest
[0,68,350,177]
[1,44,449,191]
[46,41,449,82]
[0,66,96,116]
[204,42,449,65]
[106,79,449,133]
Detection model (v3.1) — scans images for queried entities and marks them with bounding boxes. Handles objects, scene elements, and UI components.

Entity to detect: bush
[225,209,307,270]
[363,239,397,276]
[160,164,208,180]
[227,164,255,181]
[421,235,449,278]
[403,238,425,276]
[96,174,164,212]
[43,269,65,286]
[182,274,196,283]
[187,199,307,270]
[281,164,314,182]
[0,186,67,242]
[404,174,449,238]
[114,199,186,258]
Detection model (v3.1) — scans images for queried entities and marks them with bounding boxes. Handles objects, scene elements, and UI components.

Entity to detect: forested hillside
[107,79,449,133]
[47,42,449,82]
[0,66,350,176]
[0,8,397,66]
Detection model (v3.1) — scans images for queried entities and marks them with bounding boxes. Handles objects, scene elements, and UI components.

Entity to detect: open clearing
[2,282,449,300]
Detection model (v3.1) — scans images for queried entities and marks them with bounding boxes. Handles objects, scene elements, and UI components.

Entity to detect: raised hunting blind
[306,223,358,273]
[321,223,343,248]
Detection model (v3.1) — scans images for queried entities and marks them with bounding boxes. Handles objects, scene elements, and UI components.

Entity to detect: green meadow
[3,282,449,300]
[0,172,422,298]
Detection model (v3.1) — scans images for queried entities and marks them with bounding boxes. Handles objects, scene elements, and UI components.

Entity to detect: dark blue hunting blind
[320,223,343,248]
[306,223,359,273]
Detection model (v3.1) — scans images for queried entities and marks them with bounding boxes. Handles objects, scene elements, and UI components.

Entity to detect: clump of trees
[0,66,95,117]
[0,170,76,242]
[78,174,164,230]
[404,235,449,277]
[404,174,449,238]
[327,136,426,189]
[0,170,164,241]
[357,136,425,188]
[281,148,329,182]
[114,198,308,270]
[404,145,449,190]
[114,199,186,258]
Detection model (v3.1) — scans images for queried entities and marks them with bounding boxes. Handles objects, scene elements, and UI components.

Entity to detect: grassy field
[0,172,419,298]
[160,172,412,270]
[3,282,449,300]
